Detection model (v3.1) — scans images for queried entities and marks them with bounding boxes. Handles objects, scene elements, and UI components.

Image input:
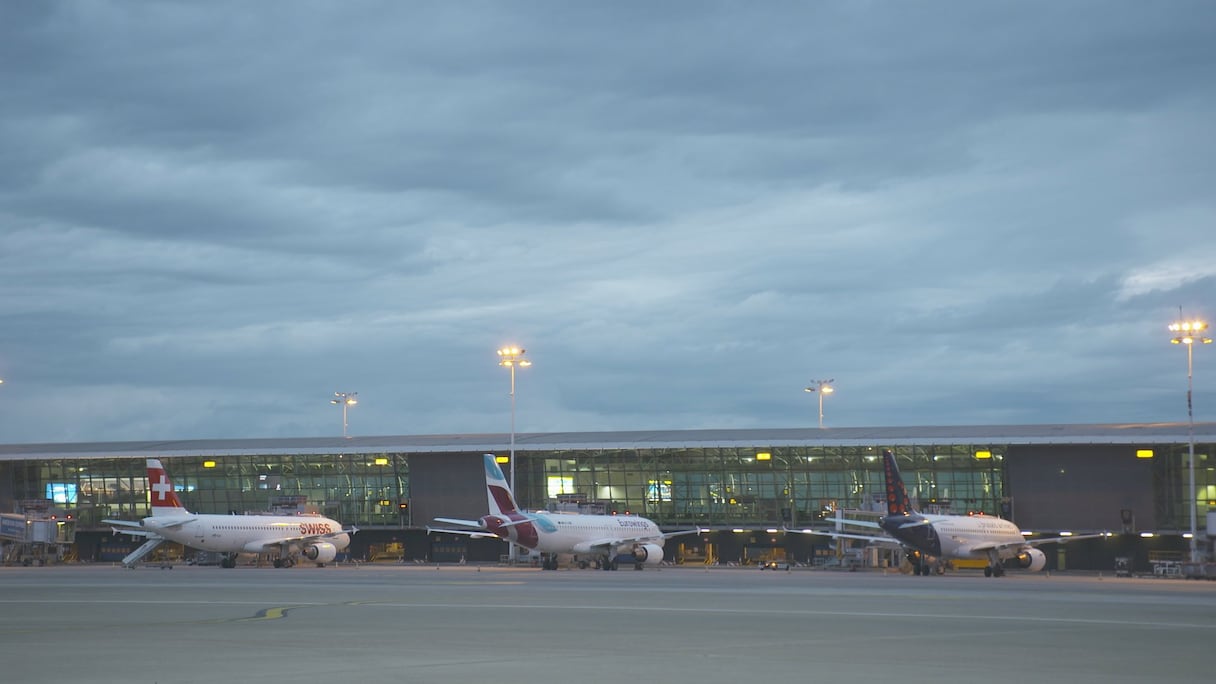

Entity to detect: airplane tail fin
[483,454,521,517]
[881,449,915,516]
[146,459,189,516]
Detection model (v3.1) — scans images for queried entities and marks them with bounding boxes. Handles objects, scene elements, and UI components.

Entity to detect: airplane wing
[784,527,903,547]
[1023,532,1109,546]
[969,532,1109,554]
[574,528,702,552]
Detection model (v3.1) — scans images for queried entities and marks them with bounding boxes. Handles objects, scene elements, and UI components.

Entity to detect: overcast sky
[1,1,1214,443]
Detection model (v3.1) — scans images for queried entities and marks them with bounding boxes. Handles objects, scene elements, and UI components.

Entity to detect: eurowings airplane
[103,459,355,569]
[790,449,1106,577]
[429,454,699,570]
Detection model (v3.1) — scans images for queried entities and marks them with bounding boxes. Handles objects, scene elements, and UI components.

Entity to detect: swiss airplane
[429,454,699,570]
[104,459,355,569]
[790,449,1106,577]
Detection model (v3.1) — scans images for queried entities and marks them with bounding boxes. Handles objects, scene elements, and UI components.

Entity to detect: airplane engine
[1014,548,1047,572]
[631,543,665,566]
[305,542,338,564]
[571,541,597,554]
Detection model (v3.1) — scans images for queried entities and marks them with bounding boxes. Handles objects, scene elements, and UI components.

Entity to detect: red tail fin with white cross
[146,459,188,516]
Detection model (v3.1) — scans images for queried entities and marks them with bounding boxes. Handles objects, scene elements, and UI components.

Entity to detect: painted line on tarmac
[354,602,1216,630]
[1,597,1210,630]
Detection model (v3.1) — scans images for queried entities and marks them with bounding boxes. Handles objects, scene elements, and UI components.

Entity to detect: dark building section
[1007,444,1157,531]
[408,452,487,526]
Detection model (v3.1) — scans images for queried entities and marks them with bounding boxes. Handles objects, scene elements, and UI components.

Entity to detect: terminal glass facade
[13,454,409,529]
[521,444,1005,526]
[2,441,1209,533]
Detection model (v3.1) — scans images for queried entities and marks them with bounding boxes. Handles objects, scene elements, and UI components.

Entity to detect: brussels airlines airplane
[429,454,699,570]
[791,450,1105,577]
[104,459,354,569]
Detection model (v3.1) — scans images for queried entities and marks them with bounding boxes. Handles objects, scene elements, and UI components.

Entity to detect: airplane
[103,458,355,569]
[428,454,700,570]
[789,449,1106,577]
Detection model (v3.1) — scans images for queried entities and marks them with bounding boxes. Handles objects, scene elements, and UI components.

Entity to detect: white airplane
[103,458,355,569]
[429,454,699,570]
[789,449,1106,577]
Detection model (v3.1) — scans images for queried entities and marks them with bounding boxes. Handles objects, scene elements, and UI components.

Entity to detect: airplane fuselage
[143,513,350,555]
[487,511,665,556]
[881,512,1026,561]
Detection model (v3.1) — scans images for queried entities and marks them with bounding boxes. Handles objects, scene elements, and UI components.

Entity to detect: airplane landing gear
[984,551,1006,577]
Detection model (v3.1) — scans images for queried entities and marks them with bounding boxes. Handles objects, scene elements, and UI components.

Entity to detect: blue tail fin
[881,450,914,516]
[483,454,520,517]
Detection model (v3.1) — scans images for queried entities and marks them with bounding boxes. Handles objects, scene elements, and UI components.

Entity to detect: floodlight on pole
[497,347,531,494]
[498,346,530,563]
[331,391,358,439]
[1169,316,1211,562]
[804,379,835,429]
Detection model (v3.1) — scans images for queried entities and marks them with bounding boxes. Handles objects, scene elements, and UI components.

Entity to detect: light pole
[1169,317,1211,562]
[498,347,531,494]
[498,346,530,563]
[331,391,358,438]
[804,379,835,429]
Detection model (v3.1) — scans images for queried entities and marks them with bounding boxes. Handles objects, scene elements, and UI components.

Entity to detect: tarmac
[1,563,1214,684]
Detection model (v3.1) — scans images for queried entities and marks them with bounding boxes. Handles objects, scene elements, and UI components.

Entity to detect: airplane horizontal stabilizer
[433,517,483,528]
[102,519,141,529]
[426,526,499,539]
[109,526,155,539]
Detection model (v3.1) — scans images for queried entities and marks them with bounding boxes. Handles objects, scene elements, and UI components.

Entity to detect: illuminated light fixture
[374,457,389,466]
[766,528,779,534]
[1136,449,1154,459]
[495,455,510,464]
[1140,532,1155,538]
[975,450,992,459]
[331,391,358,438]
[203,460,216,469]
[1020,530,1033,536]
[1183,532,1194,539]
[804,379,835,428]
[756,452,772,461]
[732,528,746,533]
[379,499,391,507]
[1059,531,1073,537]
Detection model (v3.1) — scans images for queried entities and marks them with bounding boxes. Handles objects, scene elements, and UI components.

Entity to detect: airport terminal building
[2,422,1214,570]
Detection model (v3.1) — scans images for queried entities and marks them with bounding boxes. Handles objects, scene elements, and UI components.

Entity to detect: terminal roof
[1,422,1214,461]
